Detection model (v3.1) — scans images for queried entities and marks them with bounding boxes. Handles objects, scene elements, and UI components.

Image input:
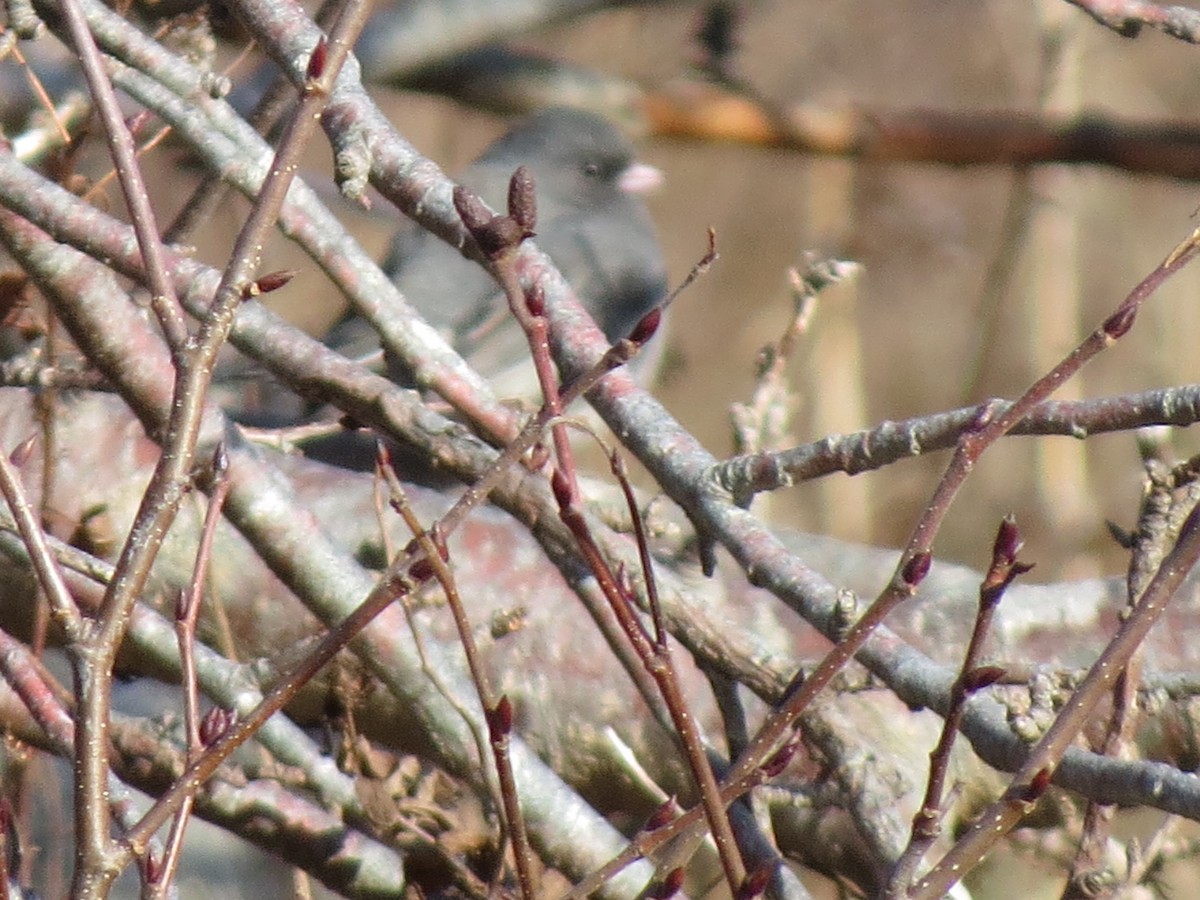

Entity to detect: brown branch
[643,82,1200,181]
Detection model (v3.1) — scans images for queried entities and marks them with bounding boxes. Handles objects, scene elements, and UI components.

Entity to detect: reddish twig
[726,223,1200,889]
[0,436,83,640]
[54,0,187,353]
[377,450,538,900]
[912,491,1200,897]
[551,469,748,893]
[885,517,1031,896]
[565,204,1200,899]
[1064,437,1199,895]
[149,442,232,896]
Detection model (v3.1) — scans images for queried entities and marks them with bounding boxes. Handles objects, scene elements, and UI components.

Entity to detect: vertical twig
[54,0,187,352]
[147,443,231,895]
[551,470,749,892]
[377,452,538,900]
[885,516,1030,896]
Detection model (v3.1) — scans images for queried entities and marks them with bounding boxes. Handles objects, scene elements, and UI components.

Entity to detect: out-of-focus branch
[644,82,1200,181]
[355,0,683,86]
[364,38,1200,184]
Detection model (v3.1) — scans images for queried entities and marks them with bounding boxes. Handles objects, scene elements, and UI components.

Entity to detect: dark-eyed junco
[327,106,668,399]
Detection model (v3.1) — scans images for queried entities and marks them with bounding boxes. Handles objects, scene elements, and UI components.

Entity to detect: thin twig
[0,437,83,639]
[377,452,538,900]
[149,443,231,896]
[54,0,187,352]
[552,472,747,892]
[911,492,1200,897]
[725,221,1200,859]
[885,517,1030,896]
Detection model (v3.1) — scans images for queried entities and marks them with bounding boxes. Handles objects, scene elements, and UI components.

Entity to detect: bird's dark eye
[583,162,601,178]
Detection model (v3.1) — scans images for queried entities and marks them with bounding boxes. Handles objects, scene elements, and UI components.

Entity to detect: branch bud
[507,166,537,235]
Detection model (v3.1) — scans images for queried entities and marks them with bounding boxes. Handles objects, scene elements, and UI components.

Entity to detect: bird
[326,106,668,400]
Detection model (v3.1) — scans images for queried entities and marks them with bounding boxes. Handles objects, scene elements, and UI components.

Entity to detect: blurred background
[205,0,1200,583]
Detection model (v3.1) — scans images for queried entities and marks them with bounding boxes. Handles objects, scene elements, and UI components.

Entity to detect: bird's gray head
[476,107,663,212]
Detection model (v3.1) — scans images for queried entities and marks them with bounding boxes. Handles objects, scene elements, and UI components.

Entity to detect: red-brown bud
[409,555,435,583]
[992,515,1022,567]
[646,868,685,899]
[901,550,932,588]
[453,186,492,234]
[430,525,449,562]
[551,469,573,511]
[962,665,1006,693]
[526,283,545,318]
[145,850,163,884]
[643,796,678,831]
[305,36,328,81]
[454,187,525,258]
[199,707,236,747]
[9,433,35,467]
[210,441,228,479]
[254,269,296,296]
[761,739,798,777]
[508,166,537,235]
[487,695,513,736]
[627,307,662,345]
[1012,766,1052,805]
[1103,304,1137,340]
